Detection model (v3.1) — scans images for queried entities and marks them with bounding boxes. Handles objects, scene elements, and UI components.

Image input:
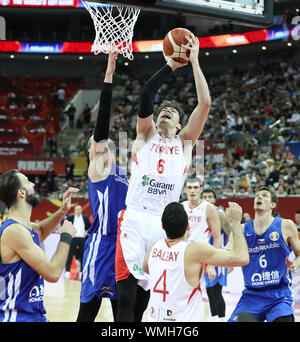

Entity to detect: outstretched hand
[61,187,80,213]
[182,33,200,64]
[225,202,243,223]
[163,51,188,71]
[286,257,297,273]
[106,51,118,76]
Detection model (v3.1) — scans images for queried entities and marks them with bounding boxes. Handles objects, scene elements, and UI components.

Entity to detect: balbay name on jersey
[148,239,204,322]
[152,248,179,262]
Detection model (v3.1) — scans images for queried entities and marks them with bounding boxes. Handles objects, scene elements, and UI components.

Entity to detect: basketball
[163,27,193,63]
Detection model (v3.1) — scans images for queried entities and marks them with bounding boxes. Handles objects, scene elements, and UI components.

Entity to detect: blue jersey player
[0,170,78,322]
[76,52,128,322]
[228,185,300,322]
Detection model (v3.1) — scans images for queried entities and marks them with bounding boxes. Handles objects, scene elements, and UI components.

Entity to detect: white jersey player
[115,34,211,322]
[182,177,221,281]
[143,202,249,322]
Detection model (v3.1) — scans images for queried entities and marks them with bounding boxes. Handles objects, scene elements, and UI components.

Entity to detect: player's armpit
[4,224,61,282]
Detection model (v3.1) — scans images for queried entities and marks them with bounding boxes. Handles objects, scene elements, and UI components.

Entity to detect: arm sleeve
[138,64,172,118]
[93,82,112,143]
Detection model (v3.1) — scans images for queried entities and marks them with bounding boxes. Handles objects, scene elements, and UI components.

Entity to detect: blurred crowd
[105,50,300,199]
[1,50,299,201]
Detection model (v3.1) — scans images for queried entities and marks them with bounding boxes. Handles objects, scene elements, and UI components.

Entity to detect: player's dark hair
[255,185,278,205]
[184,177,201,187]
[162,202,188,239]
[156,100,185,125]
[255,185,278,215]
[0,169,21,209]
[201,188,217,200]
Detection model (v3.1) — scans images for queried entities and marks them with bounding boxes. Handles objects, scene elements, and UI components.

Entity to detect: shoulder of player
[185,241,212,261]
[2,223,33,243]
[281,218,297,233]
[205,202,218,216]
[136,129,157,144]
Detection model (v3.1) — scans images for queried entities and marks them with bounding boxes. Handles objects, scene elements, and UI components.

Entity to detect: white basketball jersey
[147,239,204,322]
[182,200,211,243]
[126,133,187,215]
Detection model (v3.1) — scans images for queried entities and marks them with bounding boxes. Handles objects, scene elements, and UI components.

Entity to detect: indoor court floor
[44,276,300,322]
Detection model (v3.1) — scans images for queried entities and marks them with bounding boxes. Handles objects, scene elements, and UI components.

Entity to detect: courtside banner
[0,25,294,54]
[0,157,69,174]
[0,0,112,7]
[0,0,80,7]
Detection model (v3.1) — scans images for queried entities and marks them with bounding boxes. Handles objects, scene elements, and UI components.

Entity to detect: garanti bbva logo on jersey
[142,175,175,195]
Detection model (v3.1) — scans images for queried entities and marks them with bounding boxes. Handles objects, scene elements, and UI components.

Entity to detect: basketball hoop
[81,1,140,60]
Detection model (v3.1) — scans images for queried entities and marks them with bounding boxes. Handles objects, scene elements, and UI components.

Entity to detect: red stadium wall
[31,198,92,223]
[31,197,300,224]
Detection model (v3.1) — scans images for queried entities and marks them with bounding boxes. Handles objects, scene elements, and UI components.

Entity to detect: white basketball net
[81,2,140,60]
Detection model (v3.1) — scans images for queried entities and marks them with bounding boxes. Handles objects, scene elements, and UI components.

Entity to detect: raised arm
[4,220,76,283]
[187,202,249,267]
[137,56,187,139]
[205,203,222,280]
[206,203,221,248]
[32,187,79,242]
[179,34,211,147]
[218,209,232,236]
[88,52,118,182]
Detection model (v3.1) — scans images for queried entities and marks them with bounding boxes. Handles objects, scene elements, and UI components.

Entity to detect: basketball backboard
[96,0,273,28]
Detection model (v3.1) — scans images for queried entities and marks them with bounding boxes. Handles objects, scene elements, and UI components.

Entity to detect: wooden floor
[43,278,209,322]
[44,278,114,322]
[44,278,299,322]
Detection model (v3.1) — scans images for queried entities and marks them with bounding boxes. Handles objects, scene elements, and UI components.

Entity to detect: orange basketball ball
[163,27,193,63]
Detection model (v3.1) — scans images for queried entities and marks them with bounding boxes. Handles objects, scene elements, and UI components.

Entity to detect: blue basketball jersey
[242,217,292,290]
[0,219,46,322]
[87,164,128,236]
[81,164,128,302]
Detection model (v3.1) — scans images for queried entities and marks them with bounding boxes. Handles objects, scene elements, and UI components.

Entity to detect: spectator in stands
[65,159,75,182]
[64,205,91,279]
[57,86,66,109]
[46,165,57,194]
[67,103,76,129]
[48,136,58,157]
[40,180,48,197]
[27,99,36,112]
[18,135,29,144]
[61,111,70,135]
[82,103,91,126]
[9,101,18,110]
